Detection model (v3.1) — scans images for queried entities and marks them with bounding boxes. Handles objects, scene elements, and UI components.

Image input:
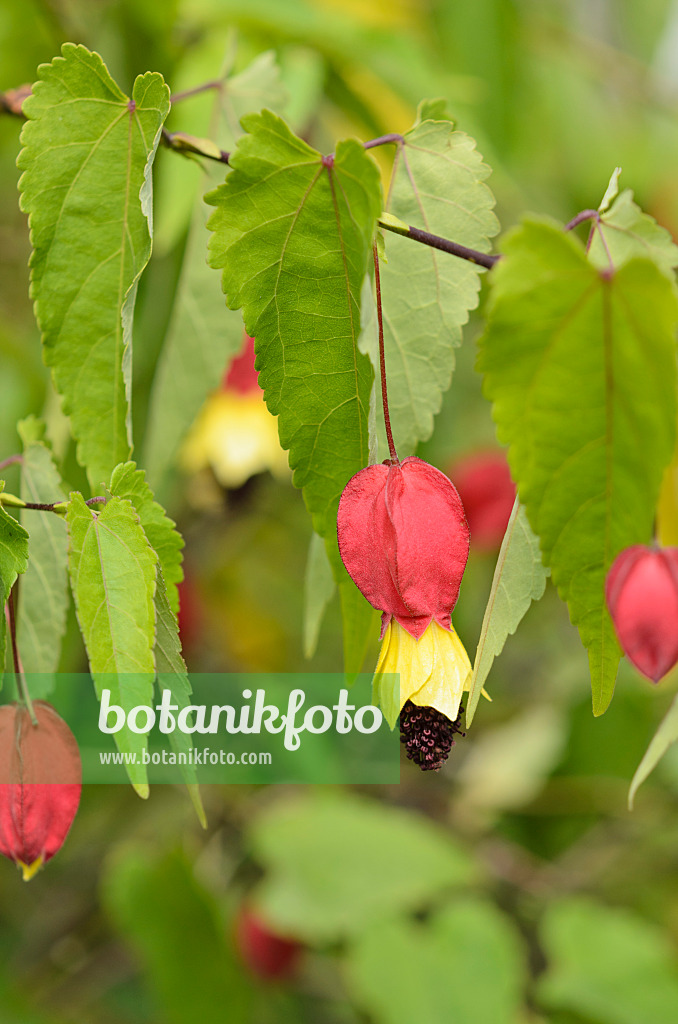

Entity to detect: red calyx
[222,334,260,395]
[235,906,302,980]
[337,456,470,639]
[606,546,678,682]
[448,449,515,551]
[0,702,82,879]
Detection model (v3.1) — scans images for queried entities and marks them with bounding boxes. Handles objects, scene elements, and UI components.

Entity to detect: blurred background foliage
[2,0,678,1020]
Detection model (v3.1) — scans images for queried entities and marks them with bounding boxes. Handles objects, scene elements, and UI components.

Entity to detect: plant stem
[0,493,104,514]
[0,454,22,472]
[378,217,499,269]
[160,127,231,164]
[6,587,36,726]
[170,80,222,104]
[364,133,404,150]
[564,207,614,269]
[373,241,399,464]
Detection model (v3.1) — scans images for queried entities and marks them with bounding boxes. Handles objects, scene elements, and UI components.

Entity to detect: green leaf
[346,898,526,1024]
[478,219,678,715]
[108,462,183,614]
[146,51,288,487]
[302,531,336,659]
[103,847,252,1024]
[248,791,475,942]
[466,502,548,726]
[628,691,678,809]
[67,492,158,794]
[154,573,206,828]
[206,109,382,546]
[537,898,678,1024]
[16,418,68,688]
[598,166,622,213]
[375,104,498,456]
[339,573,380,678]
[18,44,170,489]
[590,188,678,275]
[457,704,567,813]
[0,506,29,680]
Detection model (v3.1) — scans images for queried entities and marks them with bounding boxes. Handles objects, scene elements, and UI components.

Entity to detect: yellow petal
[374,619,472,727]
[18,854,44,882]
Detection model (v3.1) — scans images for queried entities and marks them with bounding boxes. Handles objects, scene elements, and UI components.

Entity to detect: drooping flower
[180,334,288,489]
[337,456,474,770]
[0,701,81,880]
[606,545,678,682]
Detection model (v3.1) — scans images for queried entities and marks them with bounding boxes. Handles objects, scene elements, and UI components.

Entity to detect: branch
[1,83,497,268]
[378,216,499,269]
[0,492,105,515]
[160,127,231,164]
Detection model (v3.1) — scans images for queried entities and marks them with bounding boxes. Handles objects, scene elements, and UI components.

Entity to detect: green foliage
[347,898,526,1024]
[145,51,288,486]
[206,109,382,549]
[16,417,68,691]
[467,502,548,725]
[17,44,170,489]
[67,491,157,793]
[108,461,183,614]
[478,218,678,715]
[629,690,678,808]
[0,502,29,678]
[375,102,498,456]
[153,574,206,827]
[302,530,336,659]
[537,899,678,1023]
[248,791,475,942]
[590,187,678,274]
[103,846,252,1024]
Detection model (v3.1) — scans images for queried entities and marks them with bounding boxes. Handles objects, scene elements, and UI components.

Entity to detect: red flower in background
[235,906,302,980]
[181,334,288,489]
[606,546,678,683]
[448,449,515,552]
[0,702,81,880]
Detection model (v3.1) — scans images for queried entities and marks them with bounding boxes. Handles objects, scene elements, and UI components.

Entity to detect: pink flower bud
[0,701,81,880]
[606,546,678,682]
[337,457,469,639]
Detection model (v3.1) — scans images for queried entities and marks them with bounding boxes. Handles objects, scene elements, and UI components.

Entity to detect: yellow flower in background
[180,335,289,489]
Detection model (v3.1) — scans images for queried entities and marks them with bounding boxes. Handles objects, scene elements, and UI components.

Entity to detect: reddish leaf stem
[0,454,22,472]
[170,80,222,104]
[6,586,36,726]
[373,242,399,464]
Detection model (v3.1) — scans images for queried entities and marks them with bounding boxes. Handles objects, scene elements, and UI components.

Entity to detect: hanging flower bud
[235,906,302,980]
[606,546,678,683]
[338,457,475,769]
[0,701,81,880]
[448,449,515,552]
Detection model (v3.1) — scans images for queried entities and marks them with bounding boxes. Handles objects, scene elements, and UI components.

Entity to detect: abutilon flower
[181,334,288,489]
[0,701,81,880]
[338,456,473,770]
[606,545,678,682]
